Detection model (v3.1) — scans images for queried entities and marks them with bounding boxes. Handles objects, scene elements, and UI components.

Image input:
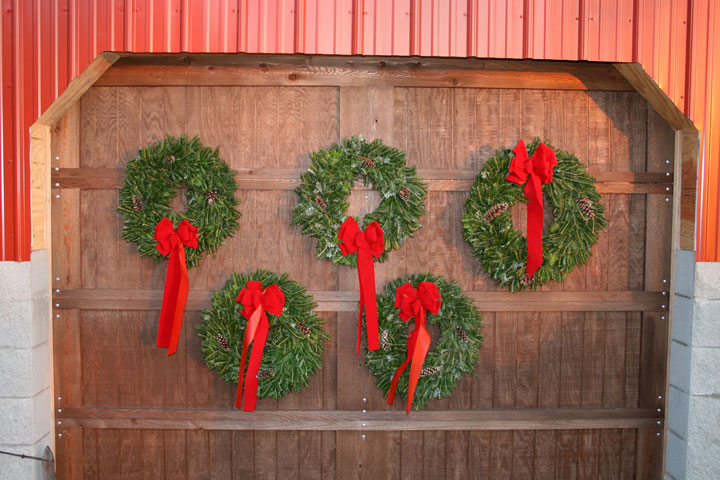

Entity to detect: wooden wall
[50,79,674,479]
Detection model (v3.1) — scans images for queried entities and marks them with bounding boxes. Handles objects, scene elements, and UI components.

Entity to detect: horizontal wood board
[51,83,674,479]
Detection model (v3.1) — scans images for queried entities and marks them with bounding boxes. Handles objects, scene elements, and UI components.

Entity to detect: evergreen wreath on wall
[364,273,483,411]
[118,134,241,268]
[293,136,428,267]
[196,270,330,408]
[462,138,607,292]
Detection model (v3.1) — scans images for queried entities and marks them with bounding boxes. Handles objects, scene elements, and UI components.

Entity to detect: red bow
[235,281,285,411]
[386,282,442,413]
[154,217,198,355]
[506,140,557,278]
[338,217,385,354]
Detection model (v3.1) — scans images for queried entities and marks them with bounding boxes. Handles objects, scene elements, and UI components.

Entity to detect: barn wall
[1,0,719,261]
[49,76,675,478]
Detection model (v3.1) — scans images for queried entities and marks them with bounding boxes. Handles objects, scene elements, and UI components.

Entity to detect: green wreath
[293,136,428,266]
[196,270,330,399]
[364,273,483,410]
[462,139,607,291]
[118,135,241,268]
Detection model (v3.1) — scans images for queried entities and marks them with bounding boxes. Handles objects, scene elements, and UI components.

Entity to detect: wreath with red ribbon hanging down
[462,139,607,292]
[119,135,241,355]
[196,270,330,411]
[364,274,483,412]
[293,137,428,355]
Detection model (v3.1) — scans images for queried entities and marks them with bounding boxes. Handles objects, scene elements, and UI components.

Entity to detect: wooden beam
[54,289,666,312]
[57,407,660,431]
[680,128,699,251]
[52,167,673,194]
[96,55,634,91]
[613,63,696,132]
[30,125,52,250]
[35,52,120,127]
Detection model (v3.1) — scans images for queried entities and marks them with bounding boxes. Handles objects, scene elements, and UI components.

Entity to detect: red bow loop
[153,217,199,356]
[337,217,385,354]
[505,141,558,278]
[387,281,442,413]
[235,281,286,412]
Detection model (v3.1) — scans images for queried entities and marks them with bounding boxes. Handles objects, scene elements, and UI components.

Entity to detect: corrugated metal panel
[1,0,718,260]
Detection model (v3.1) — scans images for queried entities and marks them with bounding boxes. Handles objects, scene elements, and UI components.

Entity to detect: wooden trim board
[54,289,666,312]
[57,407,660,431]
[52,167,673,194]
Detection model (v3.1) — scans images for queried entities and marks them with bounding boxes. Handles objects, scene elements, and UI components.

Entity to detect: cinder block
[674,249,696,299]
[32,388,51,443]
[31,342,50,396]
[666,430,688,480]
[29,250,49,298]
[30,295,49,348]
[0,348,31,397]
[695,262,720,300]
[0,398,34,445]
[668,385,690,439]
[673,294,694,345]
[690,347,720,396]
[0,300,32,349]
[669,340,692,393]
[692,298,720,347]
[687,396,720,479]
[0,261,31,300]
[0,443,37,480]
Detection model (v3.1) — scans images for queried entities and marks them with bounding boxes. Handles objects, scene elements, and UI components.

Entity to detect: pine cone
[207,189,218,205]
[420,365,442,377]
[455,327,468,343]
[359,155,375,169]
[483,202,509,222]
[132,196,144,212]
[216,333,231,352]
[380,329,389,351]
[257,369,274,380]
[166,154,176,164]
[520,273,535,286]
[576,197,595,219]
[398,188,411,201]
[297,321,311,337]
[315,195,327,210]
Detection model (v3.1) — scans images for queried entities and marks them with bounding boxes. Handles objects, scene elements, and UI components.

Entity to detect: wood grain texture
[50,80,677,478]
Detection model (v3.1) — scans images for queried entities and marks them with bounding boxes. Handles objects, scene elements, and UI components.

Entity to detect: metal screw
[657,408,662,413]
[58,433,62,438]
[662,291,667,295]
[658,395,663,400]
[55,167,59,171]
[55,277,60,281]
[361,434,366,439]
[55,194,60,198]
[361,423,366,427]
[662,316,666,320]
[657,420,662,425]
[662,305,666,309]
[666,160,670,164]
[55,289,60,293]
[656,432,661,437]
[55,183,59,187]
[362,397,367,402]
[57,421,62,425]
[666,172,671,176]
[665,198,670,202]
[362,409,367,413]
[55,314,60,318]
[57,409,62,413]
[666,187,671,191]
[663,279,667,283]
[364,195,368,199]
[55,156,60,160]
[55,304,59,308]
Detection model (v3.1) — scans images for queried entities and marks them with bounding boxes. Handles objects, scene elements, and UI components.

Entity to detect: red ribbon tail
[356,288,364,355]
[242,312,269,412]
[525,178,544,276]
[357,249,380,352]
[386,326,420,406]
[156,243,188,355]
[406,320,431,414]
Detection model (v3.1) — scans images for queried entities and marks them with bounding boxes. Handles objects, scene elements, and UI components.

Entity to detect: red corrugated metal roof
[2,0,718,260]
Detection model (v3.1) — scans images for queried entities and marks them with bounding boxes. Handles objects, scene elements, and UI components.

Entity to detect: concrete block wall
[666,252,720,479]
[0,251,52,479]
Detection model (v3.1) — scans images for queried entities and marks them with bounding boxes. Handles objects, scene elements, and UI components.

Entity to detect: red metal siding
[1,0,718,260]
